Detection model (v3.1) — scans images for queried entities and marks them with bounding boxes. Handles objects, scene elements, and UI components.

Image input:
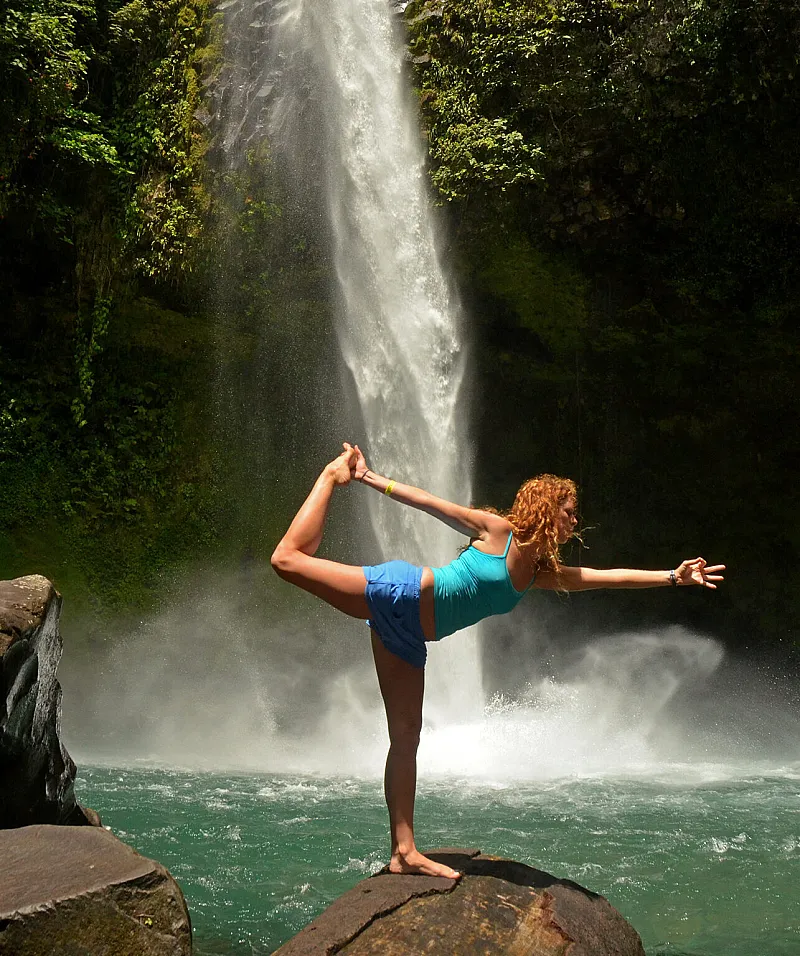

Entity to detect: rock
[0,575,95,827]
[0,580,192,952]
[407,6,444,25]
[0,824,191,956]
[274,848,645,956]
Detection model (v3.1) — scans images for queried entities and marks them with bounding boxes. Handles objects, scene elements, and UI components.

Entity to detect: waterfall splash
[266,0,483,717]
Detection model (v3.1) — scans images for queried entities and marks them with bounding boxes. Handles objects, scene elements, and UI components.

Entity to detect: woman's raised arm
[351,444,506,541]
[535,558,726,592]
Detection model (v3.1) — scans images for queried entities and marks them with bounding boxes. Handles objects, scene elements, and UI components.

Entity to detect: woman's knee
[388,717,422,751]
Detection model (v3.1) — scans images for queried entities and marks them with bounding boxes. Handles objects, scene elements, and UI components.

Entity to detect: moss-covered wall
[401,0,800,657]
[0,0,338,620]
[1,0,798,661]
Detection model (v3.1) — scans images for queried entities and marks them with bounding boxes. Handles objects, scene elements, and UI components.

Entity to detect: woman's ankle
[392,837,418,860]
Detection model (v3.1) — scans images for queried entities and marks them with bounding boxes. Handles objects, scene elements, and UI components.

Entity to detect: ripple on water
[336,853,383,876]
[75,766,800,956]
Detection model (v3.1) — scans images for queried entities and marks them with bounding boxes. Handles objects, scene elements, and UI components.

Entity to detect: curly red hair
[486,474,578,575]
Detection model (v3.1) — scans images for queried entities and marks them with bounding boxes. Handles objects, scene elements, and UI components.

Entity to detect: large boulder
[0,575,94,827]
[0,824,192,956]
[274,848,645,956]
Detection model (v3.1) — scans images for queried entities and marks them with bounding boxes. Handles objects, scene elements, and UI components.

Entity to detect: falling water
[64,0,783,778]
[263,0,483,715]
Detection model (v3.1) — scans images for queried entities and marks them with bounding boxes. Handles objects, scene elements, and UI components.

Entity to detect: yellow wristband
[384,480,396,496]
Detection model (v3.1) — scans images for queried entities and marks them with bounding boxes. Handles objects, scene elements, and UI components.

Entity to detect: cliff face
[0,575,91,827]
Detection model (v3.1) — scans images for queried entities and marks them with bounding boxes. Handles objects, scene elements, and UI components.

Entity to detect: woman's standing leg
[274,447,458,878]
[371,632,461,880]
[271,446,370,618]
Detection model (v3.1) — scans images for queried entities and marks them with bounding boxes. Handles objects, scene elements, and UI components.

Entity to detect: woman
[271,443,724,880]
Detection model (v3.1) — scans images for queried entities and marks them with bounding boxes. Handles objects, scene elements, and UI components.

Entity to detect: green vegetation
[0,0,218,286]
[0,295,217,612]
[0,0,221,609]
[0,0,334,615]
[0,0,798,650]
[406,0,800,648]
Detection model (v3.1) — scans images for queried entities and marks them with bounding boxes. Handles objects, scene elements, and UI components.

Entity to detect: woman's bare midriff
[420,567,436,642]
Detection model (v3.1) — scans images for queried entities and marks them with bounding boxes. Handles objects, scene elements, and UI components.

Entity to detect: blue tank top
[431,533,534,640]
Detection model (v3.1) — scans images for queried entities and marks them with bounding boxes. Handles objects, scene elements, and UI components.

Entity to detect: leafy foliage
[108,0,221,282]
[407,0,800,646]
[0,0,218,288]
[0,0,221,608]
[408,0,800,293]
[0,298,219,609]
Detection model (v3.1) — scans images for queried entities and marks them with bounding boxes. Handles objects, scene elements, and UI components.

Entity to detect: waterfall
[66,7,760,778]
[235,0,485,718]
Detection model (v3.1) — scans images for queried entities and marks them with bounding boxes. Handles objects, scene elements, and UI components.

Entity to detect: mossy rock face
[275,849,645,956]
[0,825,192,956]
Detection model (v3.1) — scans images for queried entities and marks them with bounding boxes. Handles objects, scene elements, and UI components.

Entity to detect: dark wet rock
[0,575,95,827]
[274,848,645,956]
[208,0,412,166]
[0,824,191,956]
[407,5,443,25]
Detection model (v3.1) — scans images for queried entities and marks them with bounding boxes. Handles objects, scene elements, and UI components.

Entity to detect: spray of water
[65,606,800,781]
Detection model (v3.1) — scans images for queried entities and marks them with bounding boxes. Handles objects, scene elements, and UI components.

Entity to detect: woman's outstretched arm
[351,444,506,541]
[535,558,725,592]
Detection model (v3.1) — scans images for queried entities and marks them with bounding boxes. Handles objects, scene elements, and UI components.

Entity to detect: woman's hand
[674,557,726,588]
[352,444,369,482]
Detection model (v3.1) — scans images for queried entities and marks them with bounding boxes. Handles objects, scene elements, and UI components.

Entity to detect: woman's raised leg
[271,445,370,619]
[371,632,461,880]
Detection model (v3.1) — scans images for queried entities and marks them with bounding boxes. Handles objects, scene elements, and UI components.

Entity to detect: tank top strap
[502,531,514,558]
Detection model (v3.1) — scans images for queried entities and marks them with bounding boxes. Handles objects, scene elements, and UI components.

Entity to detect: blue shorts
[363,561,427,669]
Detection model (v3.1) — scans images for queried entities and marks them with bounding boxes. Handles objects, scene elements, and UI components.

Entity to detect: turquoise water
[76,766,800,955]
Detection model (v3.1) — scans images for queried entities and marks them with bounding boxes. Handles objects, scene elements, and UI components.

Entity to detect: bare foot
[389,850,461,880]
[326,445,356,486]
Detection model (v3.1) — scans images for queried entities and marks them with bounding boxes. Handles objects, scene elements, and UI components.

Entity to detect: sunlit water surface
[77,765,800,955]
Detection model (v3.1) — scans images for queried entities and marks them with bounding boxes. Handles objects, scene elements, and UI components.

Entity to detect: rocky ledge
[274,848,645,956]
[0,824,192,955]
